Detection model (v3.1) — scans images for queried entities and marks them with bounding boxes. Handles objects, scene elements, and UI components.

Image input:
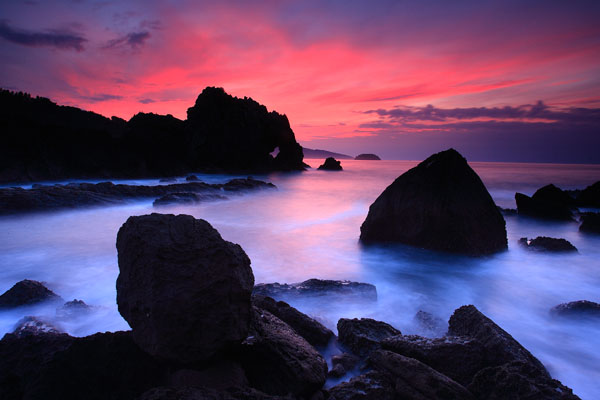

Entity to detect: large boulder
[337,318,401,356]
[360,149,507,256]
[317,157,343,171]
[116,213,254,363]
[515,184,574,221]
[239,306,328,397]
[0,280,63,309]
[253,279,377,302]
[252,295,334,347]
[551,300,600,319]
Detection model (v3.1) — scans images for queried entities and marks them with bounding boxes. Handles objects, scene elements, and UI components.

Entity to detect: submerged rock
[337,318,401,357]
[152,192,226,206]
[12,316,63,337]
[239,306,328,397]
[185,174,199,181]
[56,299,93,319]
[252,295,334,347]
[518,236,578,252]
[317,157,343,171]
[354,154,381,160]
[116,213,254,363]
[254,279,377,302]
[579,213,600,234]
[360,148,507,256]
[550,300,600,318]
[329,353,360,378]
[413,310,446,336]
[515,184,575,221]
[0,279,63,309]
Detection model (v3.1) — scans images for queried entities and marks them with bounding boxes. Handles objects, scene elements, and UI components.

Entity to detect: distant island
[0,87,306,183]
[355,153,381,160]
[302,147,353,160]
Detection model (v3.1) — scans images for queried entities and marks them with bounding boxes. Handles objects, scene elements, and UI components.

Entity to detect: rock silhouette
[317,157,343,171]
[515,184,574,221]
[0,280,63,309]
[354,153,381,160]
[360,148,507,256]
[0,88,305,183]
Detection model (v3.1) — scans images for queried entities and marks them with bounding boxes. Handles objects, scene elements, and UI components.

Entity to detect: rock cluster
[518,236,578,252]
[360,148,507,256]
[515,184,575,220]
[254,279,377,302]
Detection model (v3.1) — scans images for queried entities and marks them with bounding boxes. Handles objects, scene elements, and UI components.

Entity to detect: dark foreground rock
[551,300,600,318]
[317,157,343,171]
[579,213,600,234]
[337,318,401,356]
[515,184,575,221]
[0,177,274,215]
[252,295,334,347]
[0,280,63,309]
[518,236,578,252]
[360,148,507,256]
[354,154,381,160]
[116,213,254,363]
[0,330,167,400]
[240,306,327,397]
[253,279,377,302]
[138,386,284,400]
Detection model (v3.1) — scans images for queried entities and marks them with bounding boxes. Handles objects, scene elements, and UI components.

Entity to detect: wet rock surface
[116,213,254,363]
[11,316,63,337]
[518,236,578,252]
[153,192,227,206]
[239,306,328,397]
[252,295,334,347]
[550,300,600,318]
[317,157,343,171]
[337,318,401,356]
[579,213,600,234]
[253,279,377,302]
[360,148,507,256]
[328,353,360,378]
[0,280,63,309]
[515,184,575,221]
[0,177,274,215]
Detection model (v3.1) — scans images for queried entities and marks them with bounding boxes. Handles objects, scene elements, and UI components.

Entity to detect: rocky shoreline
[0,177,275,215]
[0,213,586,399]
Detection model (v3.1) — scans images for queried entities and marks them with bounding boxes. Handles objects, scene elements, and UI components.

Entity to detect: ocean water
[1,159,599,398]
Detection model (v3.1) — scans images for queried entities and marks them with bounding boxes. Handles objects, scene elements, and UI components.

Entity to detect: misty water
[1,160,599,398]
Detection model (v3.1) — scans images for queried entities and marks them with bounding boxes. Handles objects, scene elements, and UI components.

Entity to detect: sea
[1,159,599,398]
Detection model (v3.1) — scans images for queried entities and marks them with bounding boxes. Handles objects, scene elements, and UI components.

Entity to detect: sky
[1,0,599,163]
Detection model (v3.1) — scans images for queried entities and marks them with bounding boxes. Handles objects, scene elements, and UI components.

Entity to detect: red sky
[1,0,599,162]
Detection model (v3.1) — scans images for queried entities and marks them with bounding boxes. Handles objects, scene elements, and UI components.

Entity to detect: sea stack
[360,148,507,256]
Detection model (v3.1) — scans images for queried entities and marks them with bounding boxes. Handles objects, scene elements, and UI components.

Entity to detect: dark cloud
[104,31,150,50]
[0,20,86,51]
[364,102,600,125]
[77,93,123,103]
[138,98,155,104]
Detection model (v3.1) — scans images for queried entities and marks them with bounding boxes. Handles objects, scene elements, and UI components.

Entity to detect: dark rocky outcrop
[0,280,63,309]
[518,237,578,252]
[56,299,93,319]
[360,149,507,256]
[0,87,305,184]
[239,306,328,397]
[579,213,600,234]
[11,316,63,337]
[468,361,579,400]
[252,295,334,347]
[575,181,600,207]
[138,386,284,400]
[550,300,600,318]
[448,305,548,376]
[329,350,473,400]
[337,318,401,356]
[253,279,377,302]
[153,192,227,206]
[381,335,485,386]
[116,213,254,363]
[317,157,343,171]
[185,174,199,181]
[515,184,575,221]
[354,154,381,160]
[302,148,353,160]
[0,178,273,215]
[0,330,167,400]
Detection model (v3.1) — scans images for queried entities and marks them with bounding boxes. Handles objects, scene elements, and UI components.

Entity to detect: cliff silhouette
[0,87,305,183]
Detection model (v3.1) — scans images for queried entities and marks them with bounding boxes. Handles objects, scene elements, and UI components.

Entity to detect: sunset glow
[1,0,599,162]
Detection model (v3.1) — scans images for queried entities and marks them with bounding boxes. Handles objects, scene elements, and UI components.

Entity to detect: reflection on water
[0,160,599,398]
